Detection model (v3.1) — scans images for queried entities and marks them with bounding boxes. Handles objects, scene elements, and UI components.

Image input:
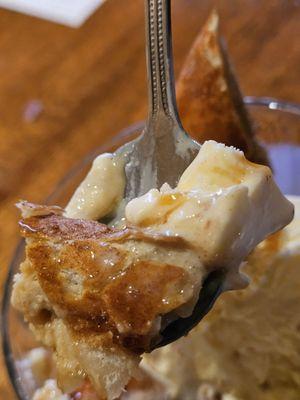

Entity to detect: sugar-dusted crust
[17,202,193,352]
[13,202,203,399]
[177,11,269,166]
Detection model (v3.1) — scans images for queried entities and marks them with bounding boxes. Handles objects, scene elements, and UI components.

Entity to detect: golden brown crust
[19,212,109,241]
[102,260,187,335]
[177,11,269,166]
[19,207,191,353]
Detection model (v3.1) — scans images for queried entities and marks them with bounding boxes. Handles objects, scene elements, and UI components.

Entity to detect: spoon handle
[145,0,181,127]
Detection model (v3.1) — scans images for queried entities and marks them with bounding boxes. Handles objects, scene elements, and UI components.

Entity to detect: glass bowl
[2,97,300,399]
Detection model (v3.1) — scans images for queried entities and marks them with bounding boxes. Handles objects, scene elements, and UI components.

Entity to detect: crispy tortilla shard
[177,11,269,166]
[17,202,194,352]
[13,201,201,398]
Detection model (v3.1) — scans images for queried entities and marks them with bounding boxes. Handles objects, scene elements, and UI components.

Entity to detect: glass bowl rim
[2,96,300,400]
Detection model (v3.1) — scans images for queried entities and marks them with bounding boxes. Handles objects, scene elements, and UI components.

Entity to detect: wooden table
[0,0,299,397]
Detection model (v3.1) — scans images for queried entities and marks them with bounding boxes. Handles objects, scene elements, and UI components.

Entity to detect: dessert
[12,141,293,399]
[21,191,300,400]
[143,196,300,400]
[9,10,296,400]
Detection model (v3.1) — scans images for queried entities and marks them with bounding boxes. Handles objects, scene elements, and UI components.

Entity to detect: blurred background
[0,0,299,397]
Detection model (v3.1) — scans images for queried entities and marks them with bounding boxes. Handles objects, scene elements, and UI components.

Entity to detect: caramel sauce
[102,260,188,336]
[198,163,247,185]
[137,192,186,227]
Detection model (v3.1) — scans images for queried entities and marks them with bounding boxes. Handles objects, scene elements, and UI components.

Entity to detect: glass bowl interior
[2,98,300,399]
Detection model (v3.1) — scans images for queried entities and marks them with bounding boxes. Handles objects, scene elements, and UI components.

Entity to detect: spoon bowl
[109,0,221,348]
[113,0,199,213]
[150,269,226,350]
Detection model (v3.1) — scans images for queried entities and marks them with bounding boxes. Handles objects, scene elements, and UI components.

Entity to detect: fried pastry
[177,11,269,166]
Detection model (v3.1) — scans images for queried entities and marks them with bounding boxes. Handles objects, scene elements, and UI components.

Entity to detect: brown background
[0,0,299,397]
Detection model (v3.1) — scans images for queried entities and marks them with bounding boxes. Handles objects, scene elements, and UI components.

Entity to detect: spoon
[114,0,199,205]
[151,269,226,350]
[113,0,225,347]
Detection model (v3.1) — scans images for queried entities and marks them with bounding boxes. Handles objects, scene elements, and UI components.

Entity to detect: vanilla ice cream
[143,195,300,400]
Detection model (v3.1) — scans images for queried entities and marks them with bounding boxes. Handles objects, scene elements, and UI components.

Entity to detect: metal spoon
[151,269,226,350]
[113,0,225,347]
[114,0,199,206]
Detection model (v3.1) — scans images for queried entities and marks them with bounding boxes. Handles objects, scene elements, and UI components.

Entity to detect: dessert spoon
[114,0,199,203]
[113,0,226,348]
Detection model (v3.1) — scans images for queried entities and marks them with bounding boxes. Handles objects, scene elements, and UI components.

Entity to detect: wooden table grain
[0,0,299,397]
